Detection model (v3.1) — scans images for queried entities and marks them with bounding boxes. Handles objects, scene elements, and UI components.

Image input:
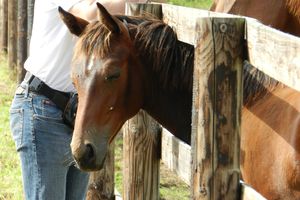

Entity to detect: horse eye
[105,72,120,81]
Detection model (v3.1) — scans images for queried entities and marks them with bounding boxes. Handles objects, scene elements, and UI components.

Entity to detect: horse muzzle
[72,142,107,171]
[70,131,109,171]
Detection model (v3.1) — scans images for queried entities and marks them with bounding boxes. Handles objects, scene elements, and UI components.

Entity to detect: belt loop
[24,83,29,98]
[21,81,29,98]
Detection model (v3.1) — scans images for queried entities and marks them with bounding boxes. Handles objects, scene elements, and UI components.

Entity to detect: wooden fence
[0,0,34,82]
[120,3,300,200]
[2,1,300,200]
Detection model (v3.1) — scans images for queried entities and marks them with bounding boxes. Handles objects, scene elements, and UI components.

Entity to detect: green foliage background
[167,0,211,9]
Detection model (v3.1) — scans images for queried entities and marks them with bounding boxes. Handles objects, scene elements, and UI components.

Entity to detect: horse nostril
[84,144,95,162]
[72,142,107,171]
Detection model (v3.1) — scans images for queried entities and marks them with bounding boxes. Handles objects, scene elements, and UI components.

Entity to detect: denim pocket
[9,97,24,151]
[32,94,63,123]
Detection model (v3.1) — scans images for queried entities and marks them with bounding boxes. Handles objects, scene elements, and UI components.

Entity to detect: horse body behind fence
[211,1,300,199]
[59,3,300,200]
[242,64,300,200]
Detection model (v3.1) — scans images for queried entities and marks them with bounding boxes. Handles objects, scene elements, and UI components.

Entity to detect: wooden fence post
[27,0,34,47]
[17,0,27,83]
[8,0,17,70]
[123,111,161,200]
[191,17,244,199]
[0,0,8,53]
[122,4,163,200]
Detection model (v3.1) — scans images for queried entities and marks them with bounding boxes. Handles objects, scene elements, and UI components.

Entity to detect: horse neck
[142,78,192,144]
[128,20,194,144]
[138,44,193,144]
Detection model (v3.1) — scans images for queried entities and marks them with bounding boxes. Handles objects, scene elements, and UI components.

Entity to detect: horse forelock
[73,21,113,61]
[287,0,300,20]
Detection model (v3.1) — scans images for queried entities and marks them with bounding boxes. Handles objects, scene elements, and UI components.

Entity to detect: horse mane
[73,20,114,65]
[287,0,300,20]
[243,61,284,106]
[75,14,194,92]
[117,15,195,91]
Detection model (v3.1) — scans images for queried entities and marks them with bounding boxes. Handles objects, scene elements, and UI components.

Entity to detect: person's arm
[70,0,148,21]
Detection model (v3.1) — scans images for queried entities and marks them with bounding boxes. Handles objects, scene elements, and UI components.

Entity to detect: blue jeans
[9,83,89,200]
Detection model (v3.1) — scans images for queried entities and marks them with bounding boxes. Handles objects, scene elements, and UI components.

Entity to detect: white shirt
[25,0,83,92]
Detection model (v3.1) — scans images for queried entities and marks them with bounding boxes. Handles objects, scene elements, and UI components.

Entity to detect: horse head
[59,3,143,171]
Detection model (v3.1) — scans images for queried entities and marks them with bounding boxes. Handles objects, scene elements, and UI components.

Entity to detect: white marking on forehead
[87,55,95,71]
[86,55,103,72]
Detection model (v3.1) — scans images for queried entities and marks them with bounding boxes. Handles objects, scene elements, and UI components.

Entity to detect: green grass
[167,0,212,9]
[0,54,23,200]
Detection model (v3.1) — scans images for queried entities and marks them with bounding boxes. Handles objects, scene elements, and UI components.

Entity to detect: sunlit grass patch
[0,54,23,200]
[167,0,212,9]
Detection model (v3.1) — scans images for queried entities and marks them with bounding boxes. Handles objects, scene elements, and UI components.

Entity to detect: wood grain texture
[17,0,27,83]
[191,17,244,199]
[27,0,34,48]
[161,3,236,45]
[246,18,300,92]
[122,111,161,200]
[126,3,162,19]
[8,0,17,70]
[0,0,8,52]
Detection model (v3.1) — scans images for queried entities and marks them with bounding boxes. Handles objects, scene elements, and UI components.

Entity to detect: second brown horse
[211,0,300,199]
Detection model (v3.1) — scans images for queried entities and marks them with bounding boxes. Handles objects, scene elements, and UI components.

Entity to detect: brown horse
[242,63,300,200]
[59,3,300,200]
[59,3,194,171]
[210,0,300,37]
[211,1,300,199]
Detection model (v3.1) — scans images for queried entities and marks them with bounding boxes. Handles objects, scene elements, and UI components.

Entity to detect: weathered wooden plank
[191,17,244,199]
[161,128,191,185]
[0,0,8,52]
[17,0,27,83]
[122,111,161,200]
[8,0,17,70]
[246,18,300,92]
[161,3,236,45]
[126,3,162,19]
[127,3,237,45]
[241,182,267,200]
[27,0,35,47]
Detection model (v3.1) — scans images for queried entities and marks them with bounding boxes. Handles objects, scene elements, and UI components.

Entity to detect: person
[9,0,147,199]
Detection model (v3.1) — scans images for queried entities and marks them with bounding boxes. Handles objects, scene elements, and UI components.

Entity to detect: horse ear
[96,3,120,34]
[58,7,89,36]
